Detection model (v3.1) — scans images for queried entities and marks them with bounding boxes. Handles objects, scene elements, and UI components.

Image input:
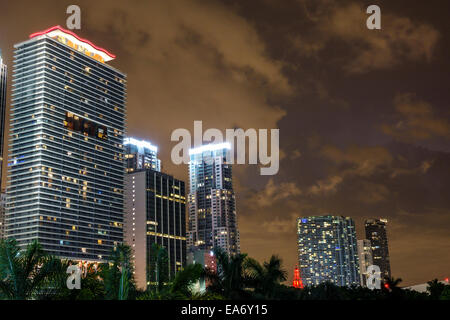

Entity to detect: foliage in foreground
[0,239,448,300]
[0,239,64,300]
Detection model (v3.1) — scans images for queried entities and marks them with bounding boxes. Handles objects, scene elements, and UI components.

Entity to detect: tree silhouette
[0,239,64,300]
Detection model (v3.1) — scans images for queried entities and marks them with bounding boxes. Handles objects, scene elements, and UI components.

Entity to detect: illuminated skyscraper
[357,239,374,287]
[6,26,126,261]
[124,137,185,289]
[297,215,360,287]
[124,137,161,172]
[187,143,240,257]
[124,167,186,290]
[0,50,7,184]
[365,218,391,280]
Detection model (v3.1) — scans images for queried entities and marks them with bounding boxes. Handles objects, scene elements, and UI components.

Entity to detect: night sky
[1,0,449,285]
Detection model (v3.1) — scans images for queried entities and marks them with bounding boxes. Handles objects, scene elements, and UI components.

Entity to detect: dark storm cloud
[0,0,449,285]
[382,93,450,141]
[291,0,440,73]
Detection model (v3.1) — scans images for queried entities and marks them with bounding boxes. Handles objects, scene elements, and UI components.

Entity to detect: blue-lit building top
[297,215,360,287]
[124,137,160,172]
[187,143,240,257]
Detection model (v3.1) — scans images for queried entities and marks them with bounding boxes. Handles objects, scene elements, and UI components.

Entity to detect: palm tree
[139,263,205,300]
[147,243,169,294]
[440,285,450,300]
[170,263,204,298]
[382,276,405,300]
[383,276,402,291]
[427,279,447,299]
[245,255,287,299]
[0,239,64,300]
[204,248,252,299]
[71,264,105,300]
[101,244,136,300]
[307,281,349,300]
[46,263,106,300]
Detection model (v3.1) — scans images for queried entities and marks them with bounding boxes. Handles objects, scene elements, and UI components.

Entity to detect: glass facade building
[6,26,126,261]
[125,168,186,290]
[124,137,160,173]
[297,215,360,287]
[0,50,7,185]
[187,143,240,257]
[365,218,391,280]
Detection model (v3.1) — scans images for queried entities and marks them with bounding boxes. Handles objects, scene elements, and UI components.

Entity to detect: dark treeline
[0,239,448,300]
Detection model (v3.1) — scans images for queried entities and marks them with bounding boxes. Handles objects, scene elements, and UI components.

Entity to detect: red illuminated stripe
[29,25,116,59]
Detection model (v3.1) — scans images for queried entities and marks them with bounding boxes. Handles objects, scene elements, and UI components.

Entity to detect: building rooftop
[29,25,115,62]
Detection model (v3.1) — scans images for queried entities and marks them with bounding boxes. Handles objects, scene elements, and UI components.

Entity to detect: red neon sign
[29,25,116,59]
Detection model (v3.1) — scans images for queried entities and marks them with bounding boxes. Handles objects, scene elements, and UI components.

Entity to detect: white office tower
[187,143,240,257]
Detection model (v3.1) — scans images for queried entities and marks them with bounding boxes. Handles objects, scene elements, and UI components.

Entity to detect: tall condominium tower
[357,239,374,287]
[365,218,391,280]
[124,167,186,290]
[187,143,240,257]
[124,137,161,173]
[0,50,7,185]
[6,26,126,261]
[297,215,360,287]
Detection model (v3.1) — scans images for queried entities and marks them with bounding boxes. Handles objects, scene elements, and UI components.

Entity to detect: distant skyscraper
[0,50,7,185]
[125,168,186,290]
[124,137,161,172]
[365,218,391,280]
[357,239,374,287]
[297,215,360,287]
[6,26,126,261]
[187,143,240,257]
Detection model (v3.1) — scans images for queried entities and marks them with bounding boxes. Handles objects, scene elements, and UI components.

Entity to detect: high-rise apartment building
[365,218,391,280]
[124,167,186,290]
[6,26,126,261]
[0,50,7,185]
[124,137,160,173]
[187,143,240,257]
[297,215,360,287]
[357,239,374,287]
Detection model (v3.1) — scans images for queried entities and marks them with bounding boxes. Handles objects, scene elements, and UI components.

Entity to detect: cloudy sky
[1,0,449,285]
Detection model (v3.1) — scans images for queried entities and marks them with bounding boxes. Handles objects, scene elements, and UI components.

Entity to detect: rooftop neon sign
[29,26,116,63]
[189,143,231,155]
[124,137,158,153]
